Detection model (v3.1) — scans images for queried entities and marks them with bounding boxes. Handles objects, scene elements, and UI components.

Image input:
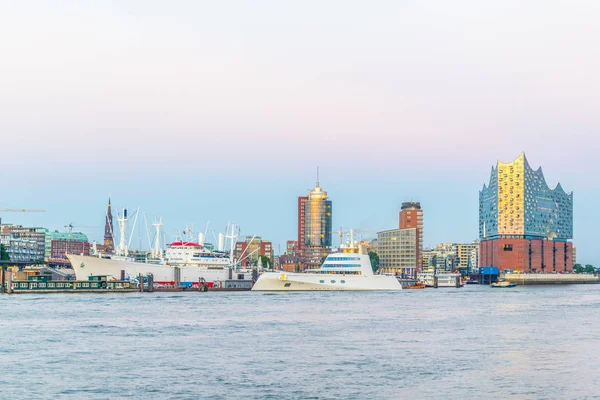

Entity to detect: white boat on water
[252,244,402,291]
[68,209,251,287]
[68,241,237,287]
[417,272,463,288]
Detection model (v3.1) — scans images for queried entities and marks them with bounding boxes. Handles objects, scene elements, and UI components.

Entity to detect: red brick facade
[51,240,90,260]
[480,238,573,272]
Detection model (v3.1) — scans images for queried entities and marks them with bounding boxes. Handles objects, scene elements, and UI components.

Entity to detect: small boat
[405,282,426,289]
[490,281,517,288]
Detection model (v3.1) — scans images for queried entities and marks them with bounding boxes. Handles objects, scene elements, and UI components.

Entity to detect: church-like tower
[103,198,115,253]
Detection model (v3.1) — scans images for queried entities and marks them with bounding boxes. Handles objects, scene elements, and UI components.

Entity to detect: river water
[1,285,600,399]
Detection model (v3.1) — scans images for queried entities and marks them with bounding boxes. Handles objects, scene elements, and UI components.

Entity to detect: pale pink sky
[1,1,599,262]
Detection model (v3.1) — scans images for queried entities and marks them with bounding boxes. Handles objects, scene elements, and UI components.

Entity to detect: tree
[259,255,272,269]
[574,264,584,274]
[584,264,595,274]
[0,244,8,261]
[369,251,380,273]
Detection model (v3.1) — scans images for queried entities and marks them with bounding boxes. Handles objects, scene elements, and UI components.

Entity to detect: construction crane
[65,223,99,233]
[0,209,45,212]
[332,227,377,249]
[0,209,45,225]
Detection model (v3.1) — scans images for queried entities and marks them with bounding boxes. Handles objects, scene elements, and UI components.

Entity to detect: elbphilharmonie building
[479,153,574,272]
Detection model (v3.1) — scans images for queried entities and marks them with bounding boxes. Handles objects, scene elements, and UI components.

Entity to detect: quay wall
[504,273,599,285]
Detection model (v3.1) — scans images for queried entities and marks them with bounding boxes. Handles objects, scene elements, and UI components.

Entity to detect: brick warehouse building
[479,153,574,272]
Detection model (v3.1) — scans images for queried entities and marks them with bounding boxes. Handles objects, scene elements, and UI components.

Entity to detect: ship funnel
[218,233,225,252]
[198,233,205,245]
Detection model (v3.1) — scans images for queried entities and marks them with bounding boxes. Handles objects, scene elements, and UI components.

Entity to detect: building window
[503,244,513,251]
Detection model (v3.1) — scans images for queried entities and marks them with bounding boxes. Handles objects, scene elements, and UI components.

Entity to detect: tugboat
[490,281,517,288]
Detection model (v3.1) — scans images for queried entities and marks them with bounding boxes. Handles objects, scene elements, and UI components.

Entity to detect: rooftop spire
[316,166,320,187]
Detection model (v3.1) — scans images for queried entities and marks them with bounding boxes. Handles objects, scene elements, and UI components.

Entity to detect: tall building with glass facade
[298,182,332,269]
[479,153,574,272]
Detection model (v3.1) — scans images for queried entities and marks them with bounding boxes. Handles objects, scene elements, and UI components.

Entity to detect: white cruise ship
[68,241,237,287]
[68,210,249,288]
[252,245,402,291]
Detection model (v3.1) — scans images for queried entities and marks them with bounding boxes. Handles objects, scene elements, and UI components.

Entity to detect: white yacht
[252,245,402,291]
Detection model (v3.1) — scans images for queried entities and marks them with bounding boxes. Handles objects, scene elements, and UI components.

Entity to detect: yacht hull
[251,272,402,291]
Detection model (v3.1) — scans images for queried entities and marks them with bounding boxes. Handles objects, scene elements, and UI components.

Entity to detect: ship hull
[67,254,230,286]
[251,272,402,291]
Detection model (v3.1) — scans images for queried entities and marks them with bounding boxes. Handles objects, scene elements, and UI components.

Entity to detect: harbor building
[376,228,418,276]
[45,231,89,260]
[298,180,333,269]
[399,202,423,269]
[376,202,423,276]
[234,236,273,267]
[0,224,46,263]
[479,153,574,272]
[286,240,298,255]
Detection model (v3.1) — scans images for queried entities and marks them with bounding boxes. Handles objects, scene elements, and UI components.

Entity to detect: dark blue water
[2,285,600,399]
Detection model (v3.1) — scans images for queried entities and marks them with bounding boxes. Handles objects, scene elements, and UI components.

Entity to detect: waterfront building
[457,242,479,272]
[479,153,574,272]
[104,197,115,254]
[297,180,332,269]
[286,240,298,255]
[376,228,418,276]
[44,231,89,260]
[234,236,273,267]
[375,201,423,276]
[421,247,433,269]
[470,244,480,271]
[51,240,91,260]
[399,202,423,269]
[0,224,46,263]
[279,254,301,272]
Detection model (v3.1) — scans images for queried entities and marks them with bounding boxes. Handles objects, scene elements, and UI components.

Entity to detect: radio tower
[104,197,115,254]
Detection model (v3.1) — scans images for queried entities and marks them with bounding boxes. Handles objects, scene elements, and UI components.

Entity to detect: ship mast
[152,217,163,258]
[117,207,128,256]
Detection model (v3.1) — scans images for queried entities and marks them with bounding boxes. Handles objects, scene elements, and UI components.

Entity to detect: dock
[504,273,600,285]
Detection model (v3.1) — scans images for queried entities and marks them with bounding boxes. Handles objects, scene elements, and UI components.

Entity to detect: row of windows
[322,263,361,268]
[326,257,360,261]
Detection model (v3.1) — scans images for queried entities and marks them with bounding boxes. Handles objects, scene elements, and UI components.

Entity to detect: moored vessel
[252,243,402,291]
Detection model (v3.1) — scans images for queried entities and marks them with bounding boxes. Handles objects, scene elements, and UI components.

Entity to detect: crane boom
[0,209,45,212]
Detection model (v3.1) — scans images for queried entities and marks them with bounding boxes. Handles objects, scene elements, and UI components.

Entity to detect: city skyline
[1,1,599,264]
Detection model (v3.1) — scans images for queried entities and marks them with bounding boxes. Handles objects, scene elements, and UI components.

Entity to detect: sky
[1,1,599,263]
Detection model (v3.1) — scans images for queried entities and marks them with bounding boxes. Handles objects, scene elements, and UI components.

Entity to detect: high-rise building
[104,198,114,254]
[479,153,574,272]
[399,202,423,271]
[376,202,423,276]
[298,180,332,269]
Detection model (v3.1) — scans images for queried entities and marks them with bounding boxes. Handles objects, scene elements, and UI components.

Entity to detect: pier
[503,273,600,285]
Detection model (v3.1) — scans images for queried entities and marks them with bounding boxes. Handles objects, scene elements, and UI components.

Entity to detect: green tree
[369,251,380,273]
[0,244,9,261]
[295,263,301,273]
[574,264,584,273]
[585,264,595,273]
[259,255,272,269]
